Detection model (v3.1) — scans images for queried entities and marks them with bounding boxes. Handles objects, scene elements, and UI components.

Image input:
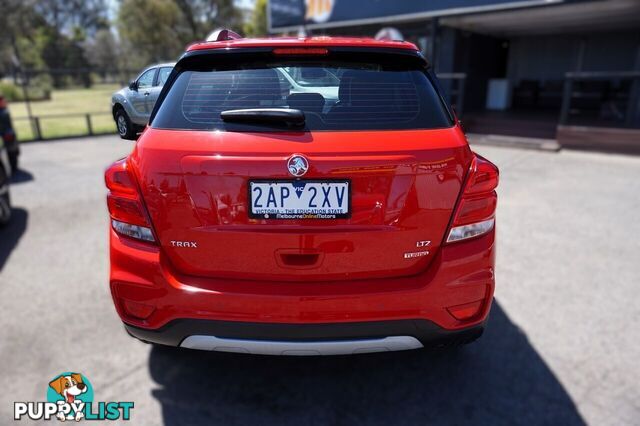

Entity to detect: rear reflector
[447,300,483,321]
[121,299,155,320]
[112,219,155,242]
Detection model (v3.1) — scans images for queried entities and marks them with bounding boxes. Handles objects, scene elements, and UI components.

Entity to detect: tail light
[105,159,156,243]
[446,154,499,243]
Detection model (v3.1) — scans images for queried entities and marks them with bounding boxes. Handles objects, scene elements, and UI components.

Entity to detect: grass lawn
[7,84,119,141]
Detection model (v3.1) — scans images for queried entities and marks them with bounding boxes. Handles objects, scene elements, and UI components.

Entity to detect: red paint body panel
[186,37,418,52]
[110,227,494,330]
[129,127,472,282]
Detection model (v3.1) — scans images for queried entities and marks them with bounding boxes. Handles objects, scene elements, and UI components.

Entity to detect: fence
[2,67,141,142]
[12,112,115,142]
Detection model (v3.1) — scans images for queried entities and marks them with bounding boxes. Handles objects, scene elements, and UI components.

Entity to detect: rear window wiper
[220,108,305,126]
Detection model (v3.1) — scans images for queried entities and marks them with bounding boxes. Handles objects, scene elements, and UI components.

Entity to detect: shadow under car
[148,303,585,426]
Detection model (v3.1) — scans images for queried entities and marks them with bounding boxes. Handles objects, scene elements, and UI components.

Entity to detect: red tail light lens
[446,154,499,243]
[463,155,500,195]
[105,159,156,243]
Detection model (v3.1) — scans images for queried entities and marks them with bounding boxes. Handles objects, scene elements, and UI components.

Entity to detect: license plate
[249,180,350,219]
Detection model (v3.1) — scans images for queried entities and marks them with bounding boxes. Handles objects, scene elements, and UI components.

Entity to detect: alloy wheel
[117,114,128,136]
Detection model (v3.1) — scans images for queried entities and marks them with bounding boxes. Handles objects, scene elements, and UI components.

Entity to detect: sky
[236,0,256,10]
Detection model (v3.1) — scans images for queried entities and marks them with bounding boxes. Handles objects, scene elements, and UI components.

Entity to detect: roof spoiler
[206,29,243,42]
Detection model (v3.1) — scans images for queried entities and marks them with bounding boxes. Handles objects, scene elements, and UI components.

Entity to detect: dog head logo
[46,372,94,421]
[49,373,88,404]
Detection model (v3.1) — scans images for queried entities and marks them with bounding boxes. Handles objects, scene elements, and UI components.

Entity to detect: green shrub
[0,76,52,102]
[0,82,22,101]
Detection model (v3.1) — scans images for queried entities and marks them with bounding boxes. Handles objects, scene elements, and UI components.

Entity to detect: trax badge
[287,154,309,177]
[171,240,197,248]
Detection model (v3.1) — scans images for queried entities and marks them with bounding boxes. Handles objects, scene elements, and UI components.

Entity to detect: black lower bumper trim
[124,318,485,348]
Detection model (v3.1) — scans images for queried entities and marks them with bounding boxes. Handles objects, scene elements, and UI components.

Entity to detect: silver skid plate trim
[180,335,423,356]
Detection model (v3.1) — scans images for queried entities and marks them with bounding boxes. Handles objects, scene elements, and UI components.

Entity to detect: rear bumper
[110,228,495,340]
[125,318,486,354]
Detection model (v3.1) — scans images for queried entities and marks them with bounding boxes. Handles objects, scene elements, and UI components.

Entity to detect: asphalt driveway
[1,136,639,425]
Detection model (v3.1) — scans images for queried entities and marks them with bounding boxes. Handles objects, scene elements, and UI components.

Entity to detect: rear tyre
[0,165,12,226]
[115,108,137,140]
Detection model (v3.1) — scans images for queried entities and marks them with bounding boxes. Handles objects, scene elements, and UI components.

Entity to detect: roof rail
[206,29,243,42]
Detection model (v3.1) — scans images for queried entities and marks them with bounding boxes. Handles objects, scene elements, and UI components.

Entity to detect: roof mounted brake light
[273,48,329,55]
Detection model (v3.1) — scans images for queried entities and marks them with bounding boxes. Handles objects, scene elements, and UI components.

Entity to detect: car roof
[150,62,176,68]
[137,62,175,76]
[185,37,418,53]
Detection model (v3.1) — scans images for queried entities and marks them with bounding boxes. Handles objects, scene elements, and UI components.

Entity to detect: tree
[28,0,109,86]
[174,0,243,40]
[117,0,187,66]
[84,29,121,77]
[0,0,42,75]
[34,0,109,39]
[117,0,244,66]
[244,0,267,37]
[0,0,109,90]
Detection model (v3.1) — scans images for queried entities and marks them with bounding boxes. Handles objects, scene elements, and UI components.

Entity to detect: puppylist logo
[14,372,134,421]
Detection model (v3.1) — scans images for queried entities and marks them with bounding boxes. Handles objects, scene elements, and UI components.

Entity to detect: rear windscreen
[152,60,452,132]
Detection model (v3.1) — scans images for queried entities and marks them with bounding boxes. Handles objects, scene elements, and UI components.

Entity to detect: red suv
[105,34,498,355]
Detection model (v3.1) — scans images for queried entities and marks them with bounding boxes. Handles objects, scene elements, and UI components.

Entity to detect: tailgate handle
[276,250,323,269]
[281,253,319,266]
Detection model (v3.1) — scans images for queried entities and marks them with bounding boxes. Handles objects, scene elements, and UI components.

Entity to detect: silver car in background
[111,63,175,139]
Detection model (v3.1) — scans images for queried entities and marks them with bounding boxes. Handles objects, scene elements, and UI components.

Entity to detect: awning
[440,0,640,36]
